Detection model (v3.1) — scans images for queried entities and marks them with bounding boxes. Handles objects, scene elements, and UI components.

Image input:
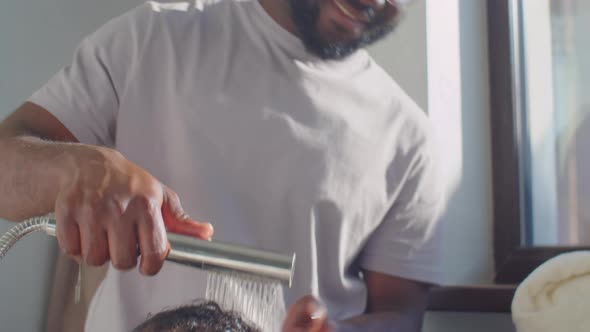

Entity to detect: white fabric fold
[512,251,590,332]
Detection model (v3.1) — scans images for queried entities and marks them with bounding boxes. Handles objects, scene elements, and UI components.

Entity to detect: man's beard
[288,0,398,60]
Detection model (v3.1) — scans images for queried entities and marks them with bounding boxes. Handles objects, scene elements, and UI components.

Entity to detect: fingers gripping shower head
[0,216,296,287]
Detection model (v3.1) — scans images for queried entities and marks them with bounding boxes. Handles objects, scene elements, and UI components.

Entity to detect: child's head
[132,301,260,332]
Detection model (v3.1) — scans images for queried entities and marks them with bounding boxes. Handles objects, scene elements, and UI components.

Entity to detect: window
[519,0,590,246]
[490,0,590,284]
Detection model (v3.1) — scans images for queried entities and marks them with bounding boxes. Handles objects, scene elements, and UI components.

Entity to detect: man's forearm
[335,310,424,332]
[0,136,71,221]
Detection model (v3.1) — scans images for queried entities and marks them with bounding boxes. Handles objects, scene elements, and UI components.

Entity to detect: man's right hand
[53,145,213,275]
[0,102,213,275]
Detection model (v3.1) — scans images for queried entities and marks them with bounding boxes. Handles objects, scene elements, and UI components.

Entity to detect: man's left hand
[282,295,335,332]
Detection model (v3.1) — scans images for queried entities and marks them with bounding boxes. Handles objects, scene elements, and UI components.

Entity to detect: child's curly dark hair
[132,300,261,332]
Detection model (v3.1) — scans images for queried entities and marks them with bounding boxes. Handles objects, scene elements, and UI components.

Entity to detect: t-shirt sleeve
[359,119,446,285]
[27,5,147,146]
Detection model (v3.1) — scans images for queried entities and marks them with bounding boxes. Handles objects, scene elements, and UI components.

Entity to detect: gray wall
[0,0,515,331]
[370,0,428,111]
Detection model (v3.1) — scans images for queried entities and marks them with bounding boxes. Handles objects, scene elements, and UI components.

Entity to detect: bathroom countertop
[428,284,516,313]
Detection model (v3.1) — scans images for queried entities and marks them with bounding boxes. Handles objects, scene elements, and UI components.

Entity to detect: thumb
[161,187,214,240]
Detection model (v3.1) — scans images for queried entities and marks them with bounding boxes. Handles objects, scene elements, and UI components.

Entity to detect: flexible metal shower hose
[0,215,54,261]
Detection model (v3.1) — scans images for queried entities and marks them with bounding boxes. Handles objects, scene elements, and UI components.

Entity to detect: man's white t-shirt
[29,0,445,330]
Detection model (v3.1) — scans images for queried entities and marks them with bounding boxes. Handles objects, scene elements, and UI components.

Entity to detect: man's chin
[305,42,358,60]
[316,28,395,59]
[297,23,396,60]
[287,0,395,60]
[298,30,360,59]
